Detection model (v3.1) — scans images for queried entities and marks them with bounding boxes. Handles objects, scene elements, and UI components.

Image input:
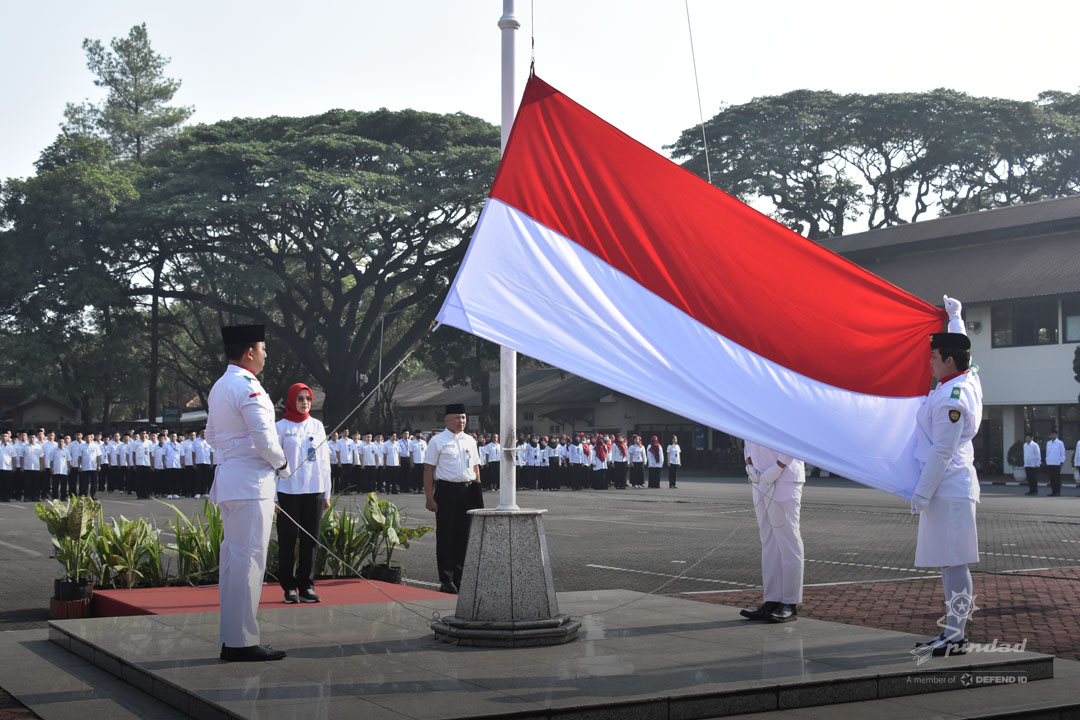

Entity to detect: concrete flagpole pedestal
[430,509,580,646]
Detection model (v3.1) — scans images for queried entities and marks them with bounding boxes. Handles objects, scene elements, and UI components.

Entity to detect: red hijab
[649,435,663,463]
[283,383,313,423]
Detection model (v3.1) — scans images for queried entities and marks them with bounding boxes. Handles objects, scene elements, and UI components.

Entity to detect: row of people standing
[504,432,681,491]
[327,430,428,495]
[0,428,216,502]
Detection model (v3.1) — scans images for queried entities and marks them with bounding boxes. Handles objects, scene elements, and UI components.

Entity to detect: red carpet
[92,579,449,617]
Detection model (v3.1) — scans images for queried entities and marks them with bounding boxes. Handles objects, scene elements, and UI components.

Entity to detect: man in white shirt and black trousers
[206,324,289,662]
[424,404,483,595]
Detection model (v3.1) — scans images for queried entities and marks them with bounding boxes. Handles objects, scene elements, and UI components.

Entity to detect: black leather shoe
[220,644,287,662]
[283,589,299,604]
[439,583,458,594]
[299,589,320,603]
[766,603,798,623]
[740,601,780,621]
[914,632,966,653]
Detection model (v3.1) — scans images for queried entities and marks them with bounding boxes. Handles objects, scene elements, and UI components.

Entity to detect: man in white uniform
[1022,433,1041,496]
[1045,430,1066,497]
[424,404,483,594]
[741,440,805,623]
[910,296,982,658]
[206,324,288,662]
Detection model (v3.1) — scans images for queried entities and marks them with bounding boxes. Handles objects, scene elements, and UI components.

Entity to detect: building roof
[818,195,1080,305]
[393,368,614,409]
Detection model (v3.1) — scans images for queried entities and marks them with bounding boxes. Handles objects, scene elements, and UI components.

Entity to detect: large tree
[668,88,1080,238]
[125,108,501,426]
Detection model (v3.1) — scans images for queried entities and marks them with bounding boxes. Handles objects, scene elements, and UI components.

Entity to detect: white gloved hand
[758,464,783,487]
[746,465,761,484]
[910,493,931,514]
[944,295,962,319]
[276,463,291,480]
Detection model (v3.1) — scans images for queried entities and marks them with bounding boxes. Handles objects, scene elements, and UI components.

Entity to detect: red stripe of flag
[490,76,943,398]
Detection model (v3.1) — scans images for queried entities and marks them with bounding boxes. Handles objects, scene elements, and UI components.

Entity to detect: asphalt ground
[3,471,1079,633]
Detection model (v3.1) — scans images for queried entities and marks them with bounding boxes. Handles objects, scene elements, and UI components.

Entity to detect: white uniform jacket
[745,440,806,504]
[913,370,982,501]
[206,364,286,502]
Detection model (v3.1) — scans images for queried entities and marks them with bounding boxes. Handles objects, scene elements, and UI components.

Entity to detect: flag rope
[684,0,712,184]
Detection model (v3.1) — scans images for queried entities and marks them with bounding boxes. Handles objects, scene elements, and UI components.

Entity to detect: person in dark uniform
[424,404,483,594]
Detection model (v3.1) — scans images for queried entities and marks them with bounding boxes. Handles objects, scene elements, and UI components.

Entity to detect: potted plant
[34,496,101,618]
[1007,441,1026,482]
[360,492,432,584]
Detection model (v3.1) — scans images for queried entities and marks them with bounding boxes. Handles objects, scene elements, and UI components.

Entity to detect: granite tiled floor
[46,591,1054,720]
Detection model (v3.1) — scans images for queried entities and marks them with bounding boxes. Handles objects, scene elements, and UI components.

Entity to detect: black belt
[435,479,474,487]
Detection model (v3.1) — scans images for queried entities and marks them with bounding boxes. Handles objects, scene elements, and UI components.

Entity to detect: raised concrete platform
[46,590,1055,720]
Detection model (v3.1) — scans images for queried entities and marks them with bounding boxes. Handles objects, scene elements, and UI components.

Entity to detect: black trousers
[630,462,645,487]
[1025,467,1040,493]
[360,465,377,493]
[0,470,9,501]
[648,467,661,488]
[612,461,628,489]
[1048,465,1061,494]
[485,461,501,490]
[78,470,98,498]
[668,464,679,487]
[434,481,483,588]
[331,464,341,494]
[135,466,151,498]
[276,492,324,592]
[51,472,70,499]
[198,464,214,495]
[569,464,585,490]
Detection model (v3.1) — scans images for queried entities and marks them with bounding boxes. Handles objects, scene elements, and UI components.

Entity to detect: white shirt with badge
[913,370,983,501]
[409,437,427,464]
[666,443,681,466]
[383,440,401,467]
[274,416,331,499]
[424,429,479,482]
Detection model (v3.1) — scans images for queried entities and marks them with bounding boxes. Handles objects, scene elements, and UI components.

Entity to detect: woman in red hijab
[274,383,331,604]
[647,435,665,489]
[591,433,609,490]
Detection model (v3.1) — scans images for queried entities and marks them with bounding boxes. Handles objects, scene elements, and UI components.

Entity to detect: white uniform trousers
[753,486,804,605]
[218,497,275,647]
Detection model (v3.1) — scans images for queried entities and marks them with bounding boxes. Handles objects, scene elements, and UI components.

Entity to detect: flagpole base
[431,509,579,647]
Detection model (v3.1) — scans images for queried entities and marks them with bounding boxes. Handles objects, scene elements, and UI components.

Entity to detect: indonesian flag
[436,75,945,499]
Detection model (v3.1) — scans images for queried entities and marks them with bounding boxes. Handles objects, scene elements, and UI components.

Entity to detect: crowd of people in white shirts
[326,429,684,495]
[0,428,215,502]
[0,425,685,503]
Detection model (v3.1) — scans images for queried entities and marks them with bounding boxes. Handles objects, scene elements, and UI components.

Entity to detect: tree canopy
[667,88,1080,239]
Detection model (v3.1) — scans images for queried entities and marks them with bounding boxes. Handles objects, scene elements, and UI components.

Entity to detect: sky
[2,0,1079,181]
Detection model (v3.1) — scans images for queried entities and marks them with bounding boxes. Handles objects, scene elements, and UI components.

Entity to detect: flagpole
[497,0,520,512]
[429,0,579,646]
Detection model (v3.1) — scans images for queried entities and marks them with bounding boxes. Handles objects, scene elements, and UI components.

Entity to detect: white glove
[746,465,761,484]
[910,493,931,514]
[758,464,783,487]
[944,295,962,319]
[276,463,291,480]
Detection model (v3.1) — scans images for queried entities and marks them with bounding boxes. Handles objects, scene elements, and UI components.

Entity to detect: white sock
[939,564,973,643]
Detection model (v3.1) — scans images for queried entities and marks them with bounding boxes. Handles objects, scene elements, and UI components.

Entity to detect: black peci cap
[221,324,265,346]
[929,332,971,351]
[444,403,467,416]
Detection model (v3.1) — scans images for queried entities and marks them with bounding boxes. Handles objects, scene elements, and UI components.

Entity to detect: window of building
[1063,296,1080,343]
[991,299,1059,347]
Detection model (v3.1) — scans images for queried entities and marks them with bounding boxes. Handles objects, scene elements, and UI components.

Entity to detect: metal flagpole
[497,0,519,512]
[429,0,578,645]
